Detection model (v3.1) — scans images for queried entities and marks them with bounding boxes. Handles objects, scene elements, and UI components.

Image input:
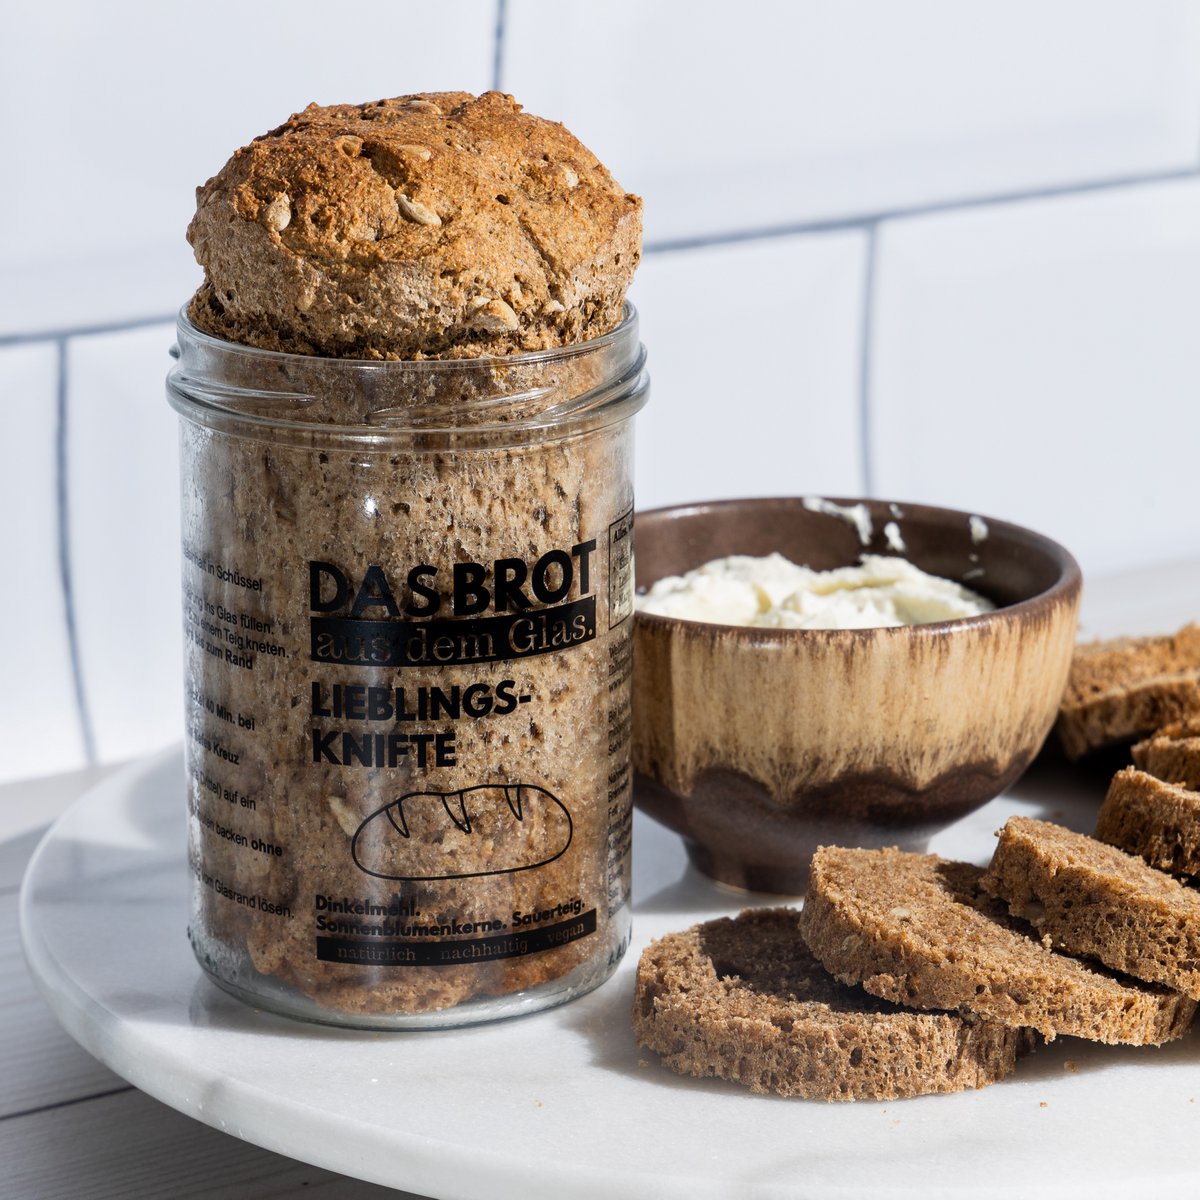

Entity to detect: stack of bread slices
[634,712,1200,1103]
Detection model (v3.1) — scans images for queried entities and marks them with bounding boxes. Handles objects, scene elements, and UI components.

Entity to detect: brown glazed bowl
[633,497,1081,894]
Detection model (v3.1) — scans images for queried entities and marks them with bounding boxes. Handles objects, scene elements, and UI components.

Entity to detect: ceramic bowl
[632,497,1081,894]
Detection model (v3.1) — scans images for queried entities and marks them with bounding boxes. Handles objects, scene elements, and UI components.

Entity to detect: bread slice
[800,846,1193,1044]
[982,816,1200,1000]
[633,908,1033,1101]
[1056,625,1200,760]
[1132,719,1200,788]
[1095,767,1200,878]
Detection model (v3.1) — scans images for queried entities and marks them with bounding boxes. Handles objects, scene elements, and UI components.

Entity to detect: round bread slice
[1056,624,1200,760]
[633,908,1033,1101]
[1132,719,1200,788]
[800,846,1194,1044]
[981,816,1200,1001]
[1096,766,1200,878]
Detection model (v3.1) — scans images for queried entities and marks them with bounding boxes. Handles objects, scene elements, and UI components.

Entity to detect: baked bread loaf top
[1056,625,1200,760]
[1096,766,1200,879]
[187,91,642,359]
[633,908,1033,1101]
[799,845,1194,1044]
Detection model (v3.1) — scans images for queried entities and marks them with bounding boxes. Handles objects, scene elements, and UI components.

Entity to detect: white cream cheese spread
[636,553,994,630]
[801,496,873,546]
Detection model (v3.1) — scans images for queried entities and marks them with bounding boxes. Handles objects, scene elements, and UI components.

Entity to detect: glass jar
[167,309,648,1028]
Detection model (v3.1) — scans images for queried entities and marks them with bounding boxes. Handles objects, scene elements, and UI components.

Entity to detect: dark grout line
[0,1085,136,1124]
[0,165,1197,345]
[491,0,508,93]
[643,164,1200,256]
[0,312,176,349]
[55,340,96,767]
[857,226,879,498]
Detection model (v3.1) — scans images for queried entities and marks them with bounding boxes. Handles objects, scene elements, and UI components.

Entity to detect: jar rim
[167,305,648,448]
[173,303,641,372]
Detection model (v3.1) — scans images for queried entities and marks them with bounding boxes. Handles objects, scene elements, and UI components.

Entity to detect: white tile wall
[3,2,1200,784]
[630,232,867,510]
[0,1,496,336]
[870,177,1200,577]
[0,345,87,783]
[505,0,1200,245]
[66,326,182,763]
[0,255,202,345]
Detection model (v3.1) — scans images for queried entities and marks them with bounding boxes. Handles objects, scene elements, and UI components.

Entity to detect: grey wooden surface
[2,764,423,1199]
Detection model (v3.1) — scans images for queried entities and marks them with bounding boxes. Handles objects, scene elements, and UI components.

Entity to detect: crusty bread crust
[187,91,642,359]
[983,816,1200,1001]
[1096,766,1200,878]
[800,845,1194,1043]
[1056,625,1200,760]
[1132,719,1200,789]
[633,908,1032,1101]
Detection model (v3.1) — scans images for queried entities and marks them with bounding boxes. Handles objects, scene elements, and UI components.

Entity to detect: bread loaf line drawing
[352,783,573,882]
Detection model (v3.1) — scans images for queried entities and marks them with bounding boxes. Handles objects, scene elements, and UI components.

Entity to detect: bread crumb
[1057,624,1200,759]
[635,908,1030,1100]
[984,815,1200,1001]
[1063,1060,1077,1073]
[1039,1101,1048,1108]
[804,845,1195,1045]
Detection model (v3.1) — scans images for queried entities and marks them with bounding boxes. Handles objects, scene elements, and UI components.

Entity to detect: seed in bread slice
[982,816,1200,1001]
[1056,625,1200,760]
[633,908,1034,1101]
[1096,767,1200,879]
[1132,719,1200,789]
[800,846,1193,1044]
